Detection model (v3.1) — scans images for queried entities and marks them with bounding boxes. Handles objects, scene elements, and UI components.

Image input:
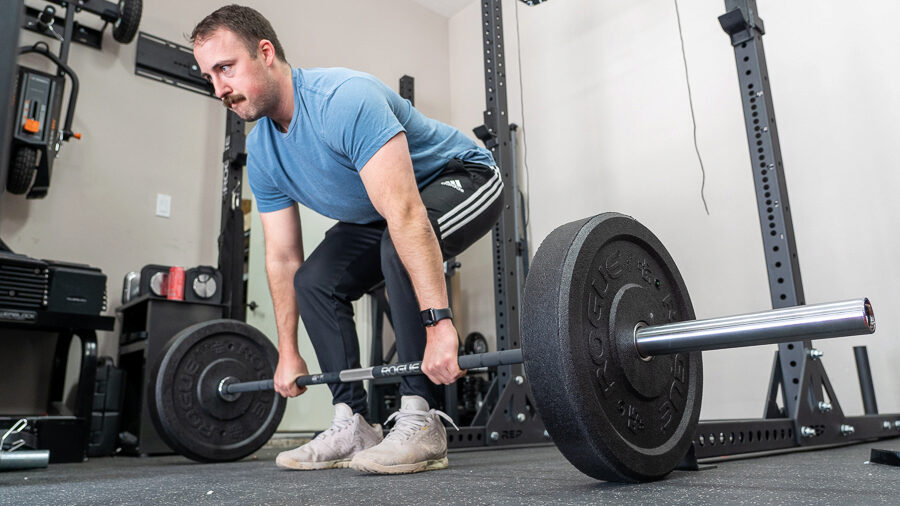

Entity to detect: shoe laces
[313,415,353,442]
[384,407,459,442]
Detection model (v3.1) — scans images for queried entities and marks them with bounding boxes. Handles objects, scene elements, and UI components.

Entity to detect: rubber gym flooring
[1,439,897,505]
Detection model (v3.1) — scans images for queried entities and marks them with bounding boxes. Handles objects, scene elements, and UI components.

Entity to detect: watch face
[422,308,452,326]
[192,273,217,299]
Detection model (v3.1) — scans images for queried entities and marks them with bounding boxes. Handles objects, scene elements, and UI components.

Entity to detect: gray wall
[3,1,230,360]
[447,0,900,419]
[5,0,895,430]
[2,0,452,430]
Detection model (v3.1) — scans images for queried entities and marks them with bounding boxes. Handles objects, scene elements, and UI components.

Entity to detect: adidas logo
[441,180,465,193]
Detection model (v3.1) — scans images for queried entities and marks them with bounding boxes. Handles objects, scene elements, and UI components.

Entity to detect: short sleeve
[247,150,294,213]
[322,77,406,171]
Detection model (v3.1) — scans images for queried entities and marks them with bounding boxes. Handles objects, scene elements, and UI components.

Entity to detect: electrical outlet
[156,193,172,218]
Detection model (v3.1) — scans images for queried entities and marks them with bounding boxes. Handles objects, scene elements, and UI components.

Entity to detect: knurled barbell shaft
[634,298,874,356]
[223,349,523,395]
[222,298,874,396]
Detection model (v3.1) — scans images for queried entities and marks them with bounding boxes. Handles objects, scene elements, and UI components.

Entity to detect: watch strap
[421,307,453,327]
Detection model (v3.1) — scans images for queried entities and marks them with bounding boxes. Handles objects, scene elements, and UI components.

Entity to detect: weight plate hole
[633,322,652,362]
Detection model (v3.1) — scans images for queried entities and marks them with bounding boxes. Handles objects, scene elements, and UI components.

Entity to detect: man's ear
[259,39,276,66]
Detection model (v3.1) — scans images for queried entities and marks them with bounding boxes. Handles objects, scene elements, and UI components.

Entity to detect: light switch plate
[156,193,171,218]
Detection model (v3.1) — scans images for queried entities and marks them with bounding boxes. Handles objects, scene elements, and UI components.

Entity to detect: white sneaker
[275,403,382,470]
[350,395,458,474]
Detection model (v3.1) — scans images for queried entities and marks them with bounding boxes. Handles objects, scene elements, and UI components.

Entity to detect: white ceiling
[411,0,476,18]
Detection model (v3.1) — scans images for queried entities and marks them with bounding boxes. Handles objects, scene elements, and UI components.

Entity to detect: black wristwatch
[421,307,453,327]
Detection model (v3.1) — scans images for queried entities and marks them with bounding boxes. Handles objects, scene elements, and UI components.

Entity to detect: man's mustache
[223,94,246,108]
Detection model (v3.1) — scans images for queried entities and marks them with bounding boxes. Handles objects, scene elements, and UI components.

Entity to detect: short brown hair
[191,4,287,62]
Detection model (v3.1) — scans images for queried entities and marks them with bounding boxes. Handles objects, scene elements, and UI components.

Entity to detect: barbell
[147,213,875,482]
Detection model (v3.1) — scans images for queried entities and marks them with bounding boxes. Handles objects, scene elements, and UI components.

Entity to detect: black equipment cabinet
[116,296,225,455]
[0,311,114,463]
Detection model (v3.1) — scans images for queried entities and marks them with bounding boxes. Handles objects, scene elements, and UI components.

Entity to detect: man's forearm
[388,205,462,386]
[266,258,303,356]
[386,208,448,312]
[357,132,462,384]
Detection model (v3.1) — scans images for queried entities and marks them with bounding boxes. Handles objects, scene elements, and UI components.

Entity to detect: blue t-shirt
[246,67,495,224]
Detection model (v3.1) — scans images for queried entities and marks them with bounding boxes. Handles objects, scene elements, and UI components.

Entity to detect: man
[191,5,502,474]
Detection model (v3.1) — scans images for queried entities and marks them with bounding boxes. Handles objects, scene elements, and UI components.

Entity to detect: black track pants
[293,159,504,415]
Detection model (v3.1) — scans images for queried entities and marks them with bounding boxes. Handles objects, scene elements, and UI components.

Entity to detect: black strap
[420,307,453,327]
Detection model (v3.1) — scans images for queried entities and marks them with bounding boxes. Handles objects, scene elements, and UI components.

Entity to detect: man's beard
[223,81,279,122]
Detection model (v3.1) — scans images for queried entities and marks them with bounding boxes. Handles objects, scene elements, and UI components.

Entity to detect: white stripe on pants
[437,166,503,239]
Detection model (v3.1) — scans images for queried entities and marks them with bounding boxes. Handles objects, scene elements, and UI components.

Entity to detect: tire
[464,332,489,355]
[112,0,142,44]
[7,147,38,195]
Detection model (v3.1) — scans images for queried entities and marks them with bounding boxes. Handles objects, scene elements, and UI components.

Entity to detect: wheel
[7,147,39,195]
[464,332,489,355]
[112,0,142,44]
